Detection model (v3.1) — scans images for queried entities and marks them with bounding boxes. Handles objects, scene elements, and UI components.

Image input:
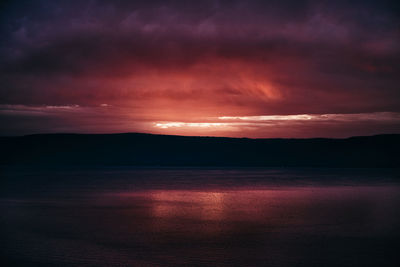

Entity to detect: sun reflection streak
[109,186,400,236]
[150,191,226,221]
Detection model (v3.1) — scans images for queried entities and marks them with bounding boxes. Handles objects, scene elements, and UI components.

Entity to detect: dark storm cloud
[0,0,399,136]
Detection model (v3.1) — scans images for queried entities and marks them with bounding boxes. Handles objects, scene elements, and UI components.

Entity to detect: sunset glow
[155,122,229,129]
[1,1,399,137]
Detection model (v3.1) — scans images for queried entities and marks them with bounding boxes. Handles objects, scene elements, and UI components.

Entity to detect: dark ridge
[0,133,399,167]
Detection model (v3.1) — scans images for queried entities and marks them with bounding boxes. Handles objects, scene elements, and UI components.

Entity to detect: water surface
[1,168,399,266]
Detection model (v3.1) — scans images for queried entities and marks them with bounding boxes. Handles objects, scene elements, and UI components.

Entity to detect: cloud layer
[1,0,399,137]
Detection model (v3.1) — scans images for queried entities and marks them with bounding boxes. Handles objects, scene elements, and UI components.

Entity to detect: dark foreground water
[1,168,399,266]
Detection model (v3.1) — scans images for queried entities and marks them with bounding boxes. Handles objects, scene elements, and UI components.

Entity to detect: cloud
[0,0,399,136]
[218,112,400,122]
[152,112,400,137]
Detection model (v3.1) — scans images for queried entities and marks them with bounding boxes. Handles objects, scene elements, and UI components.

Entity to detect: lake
[1,167,399,266]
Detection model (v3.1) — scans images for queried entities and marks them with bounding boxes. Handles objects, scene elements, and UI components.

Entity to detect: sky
[0,0,399,138]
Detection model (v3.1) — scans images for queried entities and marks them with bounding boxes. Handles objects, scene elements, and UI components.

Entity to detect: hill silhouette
[0,133,399,167]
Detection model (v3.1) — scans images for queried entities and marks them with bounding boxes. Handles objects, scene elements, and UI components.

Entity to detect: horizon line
[1,132,399,140]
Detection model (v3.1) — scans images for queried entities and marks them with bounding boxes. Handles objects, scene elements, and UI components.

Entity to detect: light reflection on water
[1,168,400,266]
[108,186,400,237]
